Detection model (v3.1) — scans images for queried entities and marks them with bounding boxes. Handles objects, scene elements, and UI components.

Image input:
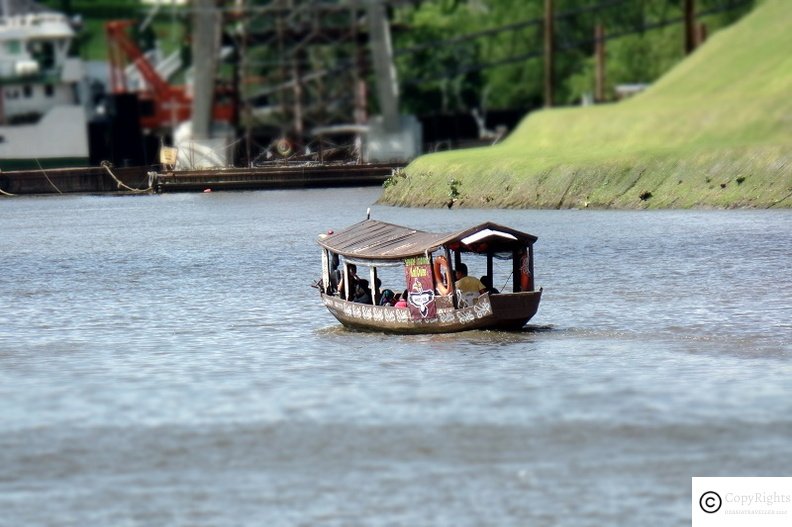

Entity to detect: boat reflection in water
[316,218,542,334]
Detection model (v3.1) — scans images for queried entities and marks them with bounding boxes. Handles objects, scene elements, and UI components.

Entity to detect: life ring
[519,252,533,291]
[433,255,452,295]
[276,138,293,157]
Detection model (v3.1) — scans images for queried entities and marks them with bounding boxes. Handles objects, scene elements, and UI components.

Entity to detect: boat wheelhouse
[316,219,542,334]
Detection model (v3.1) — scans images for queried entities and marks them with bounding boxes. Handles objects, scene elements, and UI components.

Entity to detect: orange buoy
[519,252,533,291]
[433,255,452,295]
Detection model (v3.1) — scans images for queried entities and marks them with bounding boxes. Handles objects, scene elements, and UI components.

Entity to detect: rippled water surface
[1,188,790,526]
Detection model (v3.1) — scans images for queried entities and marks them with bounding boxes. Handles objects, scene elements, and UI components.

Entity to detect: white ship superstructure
[0,0,87,167]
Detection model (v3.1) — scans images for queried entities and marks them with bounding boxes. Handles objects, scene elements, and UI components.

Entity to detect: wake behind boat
[316,218,542,334]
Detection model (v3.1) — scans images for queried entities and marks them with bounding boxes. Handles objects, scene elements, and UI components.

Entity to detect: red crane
[105,20,234,131]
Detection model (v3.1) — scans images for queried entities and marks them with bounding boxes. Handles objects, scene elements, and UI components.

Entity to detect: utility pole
[595,23,605,103]
[544,0,554,107]
[683,0,696,54]
[696,22,708,47]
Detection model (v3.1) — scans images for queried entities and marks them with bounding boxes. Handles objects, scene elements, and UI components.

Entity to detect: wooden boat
[316,219,542,334]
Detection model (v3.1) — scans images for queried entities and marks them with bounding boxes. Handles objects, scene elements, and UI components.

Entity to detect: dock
[0,163,401,196]
[0,166,152,196]
[154,163,399,193]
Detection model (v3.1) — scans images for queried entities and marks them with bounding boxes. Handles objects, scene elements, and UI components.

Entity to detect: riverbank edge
[378,144,792,209]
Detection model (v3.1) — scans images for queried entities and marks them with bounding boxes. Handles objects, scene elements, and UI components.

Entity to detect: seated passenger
[353,279,373,304]
[455,263,486,295]
[379,288,396,306]
[328,268,341,295]
[326,253,341,295]
[455,263,486,307]
[338,264,359,299]
[480,275,499,295]
[394,289,409,308]
[374,277,383,304]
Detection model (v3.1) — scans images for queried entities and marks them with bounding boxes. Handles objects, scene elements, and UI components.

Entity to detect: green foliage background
[392,0,754,112]
[40,0,755,115]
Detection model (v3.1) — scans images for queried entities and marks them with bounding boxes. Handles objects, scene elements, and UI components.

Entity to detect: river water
[1,187,790,526]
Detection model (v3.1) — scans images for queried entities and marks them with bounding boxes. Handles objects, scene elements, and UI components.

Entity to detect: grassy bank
[380,0,792,209]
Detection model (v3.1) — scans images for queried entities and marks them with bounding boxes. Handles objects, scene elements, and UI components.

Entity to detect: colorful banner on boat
[403,256,436,320]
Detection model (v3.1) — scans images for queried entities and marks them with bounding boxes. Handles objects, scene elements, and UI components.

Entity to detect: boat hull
[321,290,542,334]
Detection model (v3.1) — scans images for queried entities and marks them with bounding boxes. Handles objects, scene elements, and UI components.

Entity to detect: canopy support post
[445,246,457,308]
[343,261,351,300]
[369,266,377,305]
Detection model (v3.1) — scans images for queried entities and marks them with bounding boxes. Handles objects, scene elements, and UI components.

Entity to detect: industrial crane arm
[105,20,173,97]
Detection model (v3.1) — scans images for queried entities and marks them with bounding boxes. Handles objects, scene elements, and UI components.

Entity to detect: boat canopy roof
[317,219,537,261]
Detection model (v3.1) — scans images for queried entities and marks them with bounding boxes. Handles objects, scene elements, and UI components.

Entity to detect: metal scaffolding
[227,0,400,165]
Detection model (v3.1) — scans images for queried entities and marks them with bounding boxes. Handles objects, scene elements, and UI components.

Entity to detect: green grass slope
[381,0,792,209]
